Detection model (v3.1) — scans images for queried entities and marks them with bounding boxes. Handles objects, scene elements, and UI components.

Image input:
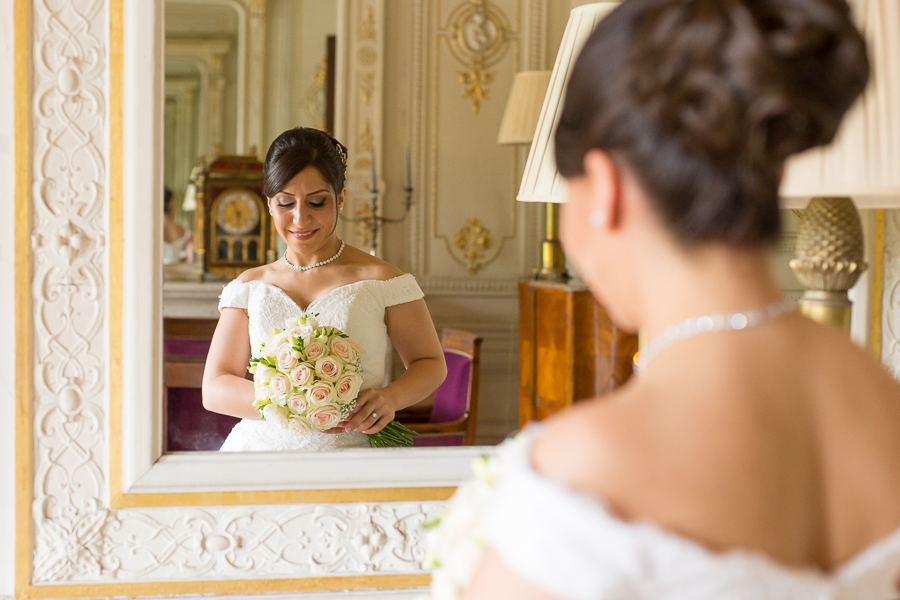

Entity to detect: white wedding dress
[479,426,900,600]
[215,274,424,452]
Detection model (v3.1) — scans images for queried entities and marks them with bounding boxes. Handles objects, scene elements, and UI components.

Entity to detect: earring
[589,210,606,228]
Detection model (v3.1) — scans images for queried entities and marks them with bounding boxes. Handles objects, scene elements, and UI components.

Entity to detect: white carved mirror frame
[12,0,485,597]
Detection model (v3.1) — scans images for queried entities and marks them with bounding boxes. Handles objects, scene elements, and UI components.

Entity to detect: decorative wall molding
[882,210,900,378]
[419,277,519,296]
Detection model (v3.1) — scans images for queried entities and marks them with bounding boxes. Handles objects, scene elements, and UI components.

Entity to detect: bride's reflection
[202,128,447,451]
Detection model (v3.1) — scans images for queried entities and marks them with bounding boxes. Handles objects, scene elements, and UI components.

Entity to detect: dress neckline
[240,274,411,313]
[518,425,900,587]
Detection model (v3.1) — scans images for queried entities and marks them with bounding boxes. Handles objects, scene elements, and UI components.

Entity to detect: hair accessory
[334,142,348,169]
[284,239,345,271]
[638,298,796,371]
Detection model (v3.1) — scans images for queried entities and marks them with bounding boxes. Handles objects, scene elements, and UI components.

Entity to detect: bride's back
[535,313,900,573]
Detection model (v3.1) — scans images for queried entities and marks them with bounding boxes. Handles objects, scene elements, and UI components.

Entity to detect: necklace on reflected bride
[637,298,796,372]
[284,240,346,271]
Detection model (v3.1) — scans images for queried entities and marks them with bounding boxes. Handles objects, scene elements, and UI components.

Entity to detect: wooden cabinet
[519,280,639,426]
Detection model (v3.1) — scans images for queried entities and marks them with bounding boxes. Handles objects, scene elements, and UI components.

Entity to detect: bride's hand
[344,388,395,434]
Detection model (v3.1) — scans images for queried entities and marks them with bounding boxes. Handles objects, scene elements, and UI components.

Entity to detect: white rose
[335,371,363,404]
[269,373,292,399]
[308,404,342,430]
[254,382,272,401]
[276,343,299,370]
[262,403,290,429]
[267,333,287,352]
[307,381,336,407]
[330,337,357,362]
[287,392,308,414]
[305,315,319,330]
[286,324,315,340]
[287,415,315,435]
[304,341,327,361]
[254,364,277,385]
[289,363,314,388]
[315,356,343,383]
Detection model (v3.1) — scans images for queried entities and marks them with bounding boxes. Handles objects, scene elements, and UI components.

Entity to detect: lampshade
[517,3,618,203]
[780,0,900,208]
[498,71,552,145]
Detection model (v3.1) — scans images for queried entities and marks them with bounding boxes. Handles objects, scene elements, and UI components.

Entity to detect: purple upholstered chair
[164,338,240,452]
[398,329,483,446]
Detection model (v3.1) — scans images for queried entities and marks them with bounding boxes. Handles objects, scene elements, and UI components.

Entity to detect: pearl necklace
[283,240,345,271]
[638,298,796,372]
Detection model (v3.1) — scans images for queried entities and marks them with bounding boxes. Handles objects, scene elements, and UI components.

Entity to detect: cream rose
[335,371,363,404]
[276,343,299,370]
[287,393,308,414]
[347,336,366,356]
[307,381,336,406]
[254,382,272,401]
[315,356,343,383]
[304,341,327,361]
[262,403,290,429]
[287,415,315,435]
[308,404,342,430]
[253,364,277,385]
[265,333,287,353]
[289,363,314,387]
[269,373,292,399]
[330,337,357,363]
[286,324,315,340]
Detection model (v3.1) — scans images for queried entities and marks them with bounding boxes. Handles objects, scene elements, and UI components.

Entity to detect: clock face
[215,189,261,235]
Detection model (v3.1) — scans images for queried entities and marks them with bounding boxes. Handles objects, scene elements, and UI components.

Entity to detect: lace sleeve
[218,279,250,312]
[380,274,424,307]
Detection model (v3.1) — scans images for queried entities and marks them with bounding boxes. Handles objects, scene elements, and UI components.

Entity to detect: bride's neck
[636,242,783,341]
[285,235,342,267]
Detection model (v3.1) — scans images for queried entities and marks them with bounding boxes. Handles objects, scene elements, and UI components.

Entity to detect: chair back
[428,328,482,445]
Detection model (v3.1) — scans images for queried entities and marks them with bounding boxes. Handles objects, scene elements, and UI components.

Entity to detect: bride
[202,127,447,452]
[460,0,900,598]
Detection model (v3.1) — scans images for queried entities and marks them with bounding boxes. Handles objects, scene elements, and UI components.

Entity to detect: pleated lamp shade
[781,0,900,208]
[498,71,552,145]
[517,3,618,203]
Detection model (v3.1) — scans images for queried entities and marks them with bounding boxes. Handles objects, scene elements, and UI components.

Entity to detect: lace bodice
[480,427,900,600]
[214,274,424,452]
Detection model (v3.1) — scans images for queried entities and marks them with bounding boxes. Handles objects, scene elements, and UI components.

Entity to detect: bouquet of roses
[248,314,417,448]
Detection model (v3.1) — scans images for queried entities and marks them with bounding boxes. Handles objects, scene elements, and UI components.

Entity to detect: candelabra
[343,146,415,255]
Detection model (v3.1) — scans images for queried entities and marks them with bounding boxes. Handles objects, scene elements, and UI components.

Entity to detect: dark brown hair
[263,127,348,200]
[555,0,869,244]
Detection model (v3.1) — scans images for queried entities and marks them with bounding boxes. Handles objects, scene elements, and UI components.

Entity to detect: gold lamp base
[797,290,852,331]
[534,203,568,281]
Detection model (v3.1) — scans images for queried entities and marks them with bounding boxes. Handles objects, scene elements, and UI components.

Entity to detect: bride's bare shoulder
[341,245,405,280]
[235,263,276,283]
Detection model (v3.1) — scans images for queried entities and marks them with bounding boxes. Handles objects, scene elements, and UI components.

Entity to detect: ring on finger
[371,412,378,420]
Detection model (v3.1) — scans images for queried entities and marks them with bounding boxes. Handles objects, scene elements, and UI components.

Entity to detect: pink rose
[335,371,363,404]
[286,324,315,340]
[308,405,342,430]
[315,356,343,383]
[287,415,315,435]
[307,381,336,406]
[289,363,314,387]
[265,333,286,353]
[305,341,326,361]
[287,393,308,414]
[269,373,292,399]
[330,337,357,363]
[276,343,299,370]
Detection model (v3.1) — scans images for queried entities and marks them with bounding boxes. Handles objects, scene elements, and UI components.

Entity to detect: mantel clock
[194,153,276,279]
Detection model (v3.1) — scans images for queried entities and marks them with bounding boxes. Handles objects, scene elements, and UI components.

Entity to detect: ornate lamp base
[535,203,568,281]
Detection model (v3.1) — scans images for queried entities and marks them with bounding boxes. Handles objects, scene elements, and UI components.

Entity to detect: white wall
[0,0,16,594]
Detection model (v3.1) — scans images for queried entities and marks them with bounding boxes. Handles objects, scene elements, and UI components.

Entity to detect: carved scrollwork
[883,210,900,379]
[452,216,495,275]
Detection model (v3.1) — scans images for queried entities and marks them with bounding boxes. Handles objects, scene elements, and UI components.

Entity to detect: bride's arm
[343,299,447,434]
[201,307,259,419]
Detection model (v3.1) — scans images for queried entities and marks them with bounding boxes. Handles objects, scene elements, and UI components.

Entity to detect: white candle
[405,144,411,190]
[370,147,377,193]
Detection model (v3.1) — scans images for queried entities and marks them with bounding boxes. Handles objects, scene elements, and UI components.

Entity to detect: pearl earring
[589,210,606,228]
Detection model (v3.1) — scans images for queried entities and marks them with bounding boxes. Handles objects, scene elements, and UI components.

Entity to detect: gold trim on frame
[13,0,443,596]
[872,209,885,358]
[14,0,33,596]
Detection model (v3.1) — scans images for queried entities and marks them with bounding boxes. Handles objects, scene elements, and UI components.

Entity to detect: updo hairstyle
[263,127,348,200]
[555,0,870,245]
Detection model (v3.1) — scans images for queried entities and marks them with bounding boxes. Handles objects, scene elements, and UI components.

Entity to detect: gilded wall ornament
[303,57,328,130]
[442,0,512,113]
[452,216,495,274]
[359,5,377,41]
